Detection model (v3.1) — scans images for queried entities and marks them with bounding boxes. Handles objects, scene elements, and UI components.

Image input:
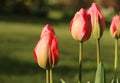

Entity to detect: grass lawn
[0,16,120,83]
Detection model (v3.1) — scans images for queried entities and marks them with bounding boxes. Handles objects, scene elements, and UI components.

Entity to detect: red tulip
[70,8,92,41]
[110,15,120,39]
[34,24,59,69]
[88,2,105,39]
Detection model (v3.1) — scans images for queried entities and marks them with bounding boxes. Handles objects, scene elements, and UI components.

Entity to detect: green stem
[114,39,118,78]
[46,69,53,83]
[96,39,101,67]
[46,69,49,83]
[50,69,52,83]
[78,41,83,83]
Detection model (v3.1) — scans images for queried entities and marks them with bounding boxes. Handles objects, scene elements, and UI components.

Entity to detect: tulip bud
[40,24,55,38]
[34,24,59,69]
[70,8,92,42]
[88,3,105,39]
[110,15,120,39]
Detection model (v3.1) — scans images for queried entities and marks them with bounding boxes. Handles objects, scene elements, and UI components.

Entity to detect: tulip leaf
[95,62,106,83]
[111,78,119,83]
[60,78,66,83]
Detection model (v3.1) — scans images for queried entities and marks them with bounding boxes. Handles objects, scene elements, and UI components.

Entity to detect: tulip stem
[114,39,118,78]
[78,41,83,83]
[46,69,52,83]
[96,39,101,67]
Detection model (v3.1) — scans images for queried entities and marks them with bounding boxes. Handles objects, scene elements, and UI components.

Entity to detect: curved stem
[46,69,53,83]
[114,39,118,78]
[78,41,83,83]
[96,39,101,67]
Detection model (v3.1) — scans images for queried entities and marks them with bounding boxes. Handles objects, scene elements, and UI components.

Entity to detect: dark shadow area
[105,20,111,29]
[0,15,71,25]
[0,14,111,30]
[0,54,99,76]
[0,56,42,75]
[0,54,78,76]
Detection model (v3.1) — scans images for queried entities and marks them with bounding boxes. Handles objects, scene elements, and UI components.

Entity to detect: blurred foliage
[0,0,120,18]
[101,0,120,13]
[0,0,49,17]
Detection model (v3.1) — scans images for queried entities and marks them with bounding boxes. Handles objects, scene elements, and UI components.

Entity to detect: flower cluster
[33,2,120,83]
[70,2,106,83]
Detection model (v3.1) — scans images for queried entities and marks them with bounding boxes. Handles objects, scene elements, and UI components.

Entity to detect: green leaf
[60,78,66,83]
[111,78,119,83]
[95,62,106,83]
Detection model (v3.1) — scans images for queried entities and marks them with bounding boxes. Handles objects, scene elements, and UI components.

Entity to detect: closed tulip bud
[34,24,59,69]
[88,3,105,39]
[110,15,120,39]
[70,8,92,42]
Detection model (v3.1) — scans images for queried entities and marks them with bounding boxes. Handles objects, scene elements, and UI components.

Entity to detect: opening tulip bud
[70,8,92,42]
[34,24,59,69]
[110,15,120,39]
[88,3,106,39]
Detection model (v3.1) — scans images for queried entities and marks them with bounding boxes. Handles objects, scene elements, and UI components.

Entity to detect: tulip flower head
[70,8,92,42]
[34,24,59,69]
[88,2,105,39]
[110,15,120,39]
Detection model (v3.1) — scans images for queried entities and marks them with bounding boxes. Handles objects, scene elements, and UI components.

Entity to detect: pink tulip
[70,8,92,41]
[34,24,59,69]
[88,2,105,39]
[110,15,120,39]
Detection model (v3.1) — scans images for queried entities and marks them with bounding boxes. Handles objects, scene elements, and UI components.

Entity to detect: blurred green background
[0,0,120,83]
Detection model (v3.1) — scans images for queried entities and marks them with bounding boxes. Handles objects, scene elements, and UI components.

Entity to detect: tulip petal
[51,36,59,67]
[34,33,53,69]
[40,24,55,38]
[70,18,73,32]
[34,49,38,63]
[90,3,105,29]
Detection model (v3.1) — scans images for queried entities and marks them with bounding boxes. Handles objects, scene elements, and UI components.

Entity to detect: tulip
[88,2,106,67]
[88,2,105,39]
[110,15,120,39]
[70,8,92,42]
[110,15,120,82]
[70,8,92,83]
[34,24,59,69]
[34,24,59,83]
